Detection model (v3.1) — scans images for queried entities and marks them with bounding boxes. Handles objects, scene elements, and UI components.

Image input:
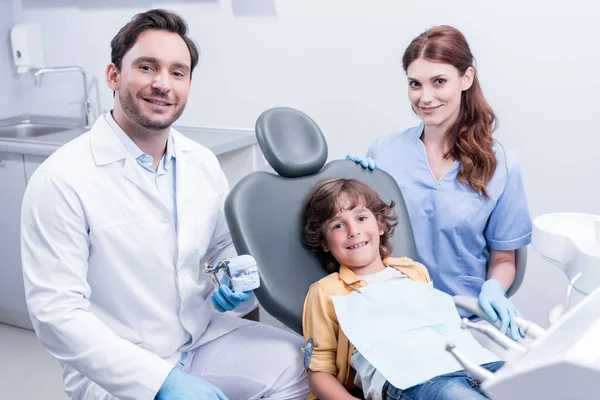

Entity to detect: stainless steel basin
[0,115,81,140]
[0,122,72,138]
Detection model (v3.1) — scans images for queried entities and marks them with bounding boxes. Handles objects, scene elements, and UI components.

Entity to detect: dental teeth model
[203,254,261,293]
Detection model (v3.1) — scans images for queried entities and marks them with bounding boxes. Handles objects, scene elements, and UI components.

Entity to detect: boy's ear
[377,217,385,236]
[321,239,329,252]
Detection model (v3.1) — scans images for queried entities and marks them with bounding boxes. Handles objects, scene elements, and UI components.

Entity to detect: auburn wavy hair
[402,25,497,197]
[303,178,398,273]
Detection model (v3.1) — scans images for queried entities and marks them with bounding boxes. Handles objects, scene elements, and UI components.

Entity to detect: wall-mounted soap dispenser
[10,23,45,74]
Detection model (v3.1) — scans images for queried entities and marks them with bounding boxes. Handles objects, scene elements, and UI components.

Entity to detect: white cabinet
[0,154,47,330]
[218,145,267,189]
[24,155,48,184]
[0,152,32,329]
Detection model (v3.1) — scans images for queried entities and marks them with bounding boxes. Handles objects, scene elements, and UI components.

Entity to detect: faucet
[32,66,94,129]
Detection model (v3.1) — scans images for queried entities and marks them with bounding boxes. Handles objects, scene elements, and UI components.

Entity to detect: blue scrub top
[367,123,532,306]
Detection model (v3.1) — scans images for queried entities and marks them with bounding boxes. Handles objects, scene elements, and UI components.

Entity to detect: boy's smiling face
[322,195,386,275]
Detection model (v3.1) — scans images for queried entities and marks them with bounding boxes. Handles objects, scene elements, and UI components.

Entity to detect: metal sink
[0,115,81,140]
[0,122,73,138]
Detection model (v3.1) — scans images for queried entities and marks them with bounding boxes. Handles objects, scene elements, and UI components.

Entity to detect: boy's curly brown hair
[303,178,398,273]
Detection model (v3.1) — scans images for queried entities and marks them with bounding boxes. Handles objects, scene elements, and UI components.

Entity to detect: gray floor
[0,323,67,400]
[0,306,292,400]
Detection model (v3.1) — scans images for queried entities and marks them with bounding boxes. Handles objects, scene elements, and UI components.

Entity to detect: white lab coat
[21,116,252,400]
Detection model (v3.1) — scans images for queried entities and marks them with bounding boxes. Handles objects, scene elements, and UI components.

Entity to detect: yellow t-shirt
[301,257,431,399]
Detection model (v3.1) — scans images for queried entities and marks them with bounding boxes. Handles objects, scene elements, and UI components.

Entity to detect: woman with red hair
[348,25,532,341]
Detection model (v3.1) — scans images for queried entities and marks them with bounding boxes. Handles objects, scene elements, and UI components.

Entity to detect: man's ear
[106,63,120,92]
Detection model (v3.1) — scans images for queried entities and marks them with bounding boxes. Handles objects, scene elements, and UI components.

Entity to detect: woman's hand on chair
[479,278,526,341]
[345,155,379,170]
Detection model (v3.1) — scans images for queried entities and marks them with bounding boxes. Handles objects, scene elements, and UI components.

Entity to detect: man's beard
[119,89,186,131]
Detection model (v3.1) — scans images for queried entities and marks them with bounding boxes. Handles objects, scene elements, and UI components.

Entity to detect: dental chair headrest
[255,107,328,178]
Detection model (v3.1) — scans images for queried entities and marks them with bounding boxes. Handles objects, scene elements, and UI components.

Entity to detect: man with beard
[20,9,308,400]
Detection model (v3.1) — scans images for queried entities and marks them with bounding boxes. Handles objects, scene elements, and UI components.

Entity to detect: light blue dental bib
[331,279,499,389]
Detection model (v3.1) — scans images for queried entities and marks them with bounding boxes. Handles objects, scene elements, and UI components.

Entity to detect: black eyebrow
[132,57,190,72]
[132,56,159,65]
[407,74,447,82]
[429,74,447,81]
[172,62,191,72]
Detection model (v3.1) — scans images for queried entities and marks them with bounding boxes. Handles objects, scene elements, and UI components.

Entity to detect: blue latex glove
[345,154,380,170]
[211,285,252,313]
[156,368,228,400]
[479,278,525,341]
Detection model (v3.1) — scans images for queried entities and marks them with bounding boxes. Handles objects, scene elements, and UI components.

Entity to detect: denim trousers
[382,361,504,400]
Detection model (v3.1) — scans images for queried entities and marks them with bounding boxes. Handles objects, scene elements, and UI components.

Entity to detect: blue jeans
[382,361,504,400]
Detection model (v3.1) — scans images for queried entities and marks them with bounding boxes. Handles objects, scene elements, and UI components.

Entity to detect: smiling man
[21,9,308,400]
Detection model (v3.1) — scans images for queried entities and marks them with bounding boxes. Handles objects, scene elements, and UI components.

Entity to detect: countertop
[0,115,256,157]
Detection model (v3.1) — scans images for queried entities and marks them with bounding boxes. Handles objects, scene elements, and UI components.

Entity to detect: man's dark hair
[111,9,200,74]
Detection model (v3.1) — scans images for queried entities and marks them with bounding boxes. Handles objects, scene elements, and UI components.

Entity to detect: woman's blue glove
[345,154,380,170]
[479,278,525,341]
[156,368,228,400]
[211,285,252,313]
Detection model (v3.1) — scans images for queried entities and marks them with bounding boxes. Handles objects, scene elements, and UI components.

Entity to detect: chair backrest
[225,107,527,333]
[225,108,416,334]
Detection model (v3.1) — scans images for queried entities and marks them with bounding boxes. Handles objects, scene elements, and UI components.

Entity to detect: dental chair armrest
[453,295,502,330]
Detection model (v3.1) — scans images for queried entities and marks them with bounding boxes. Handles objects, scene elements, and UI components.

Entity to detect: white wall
[11,0,600,327]
[0,0,22,118]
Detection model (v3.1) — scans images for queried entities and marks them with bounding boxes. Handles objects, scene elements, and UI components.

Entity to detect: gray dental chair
[224,107,528,335]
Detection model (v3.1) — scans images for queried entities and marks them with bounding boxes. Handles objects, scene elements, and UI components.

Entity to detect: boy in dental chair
[301,178,503,400]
